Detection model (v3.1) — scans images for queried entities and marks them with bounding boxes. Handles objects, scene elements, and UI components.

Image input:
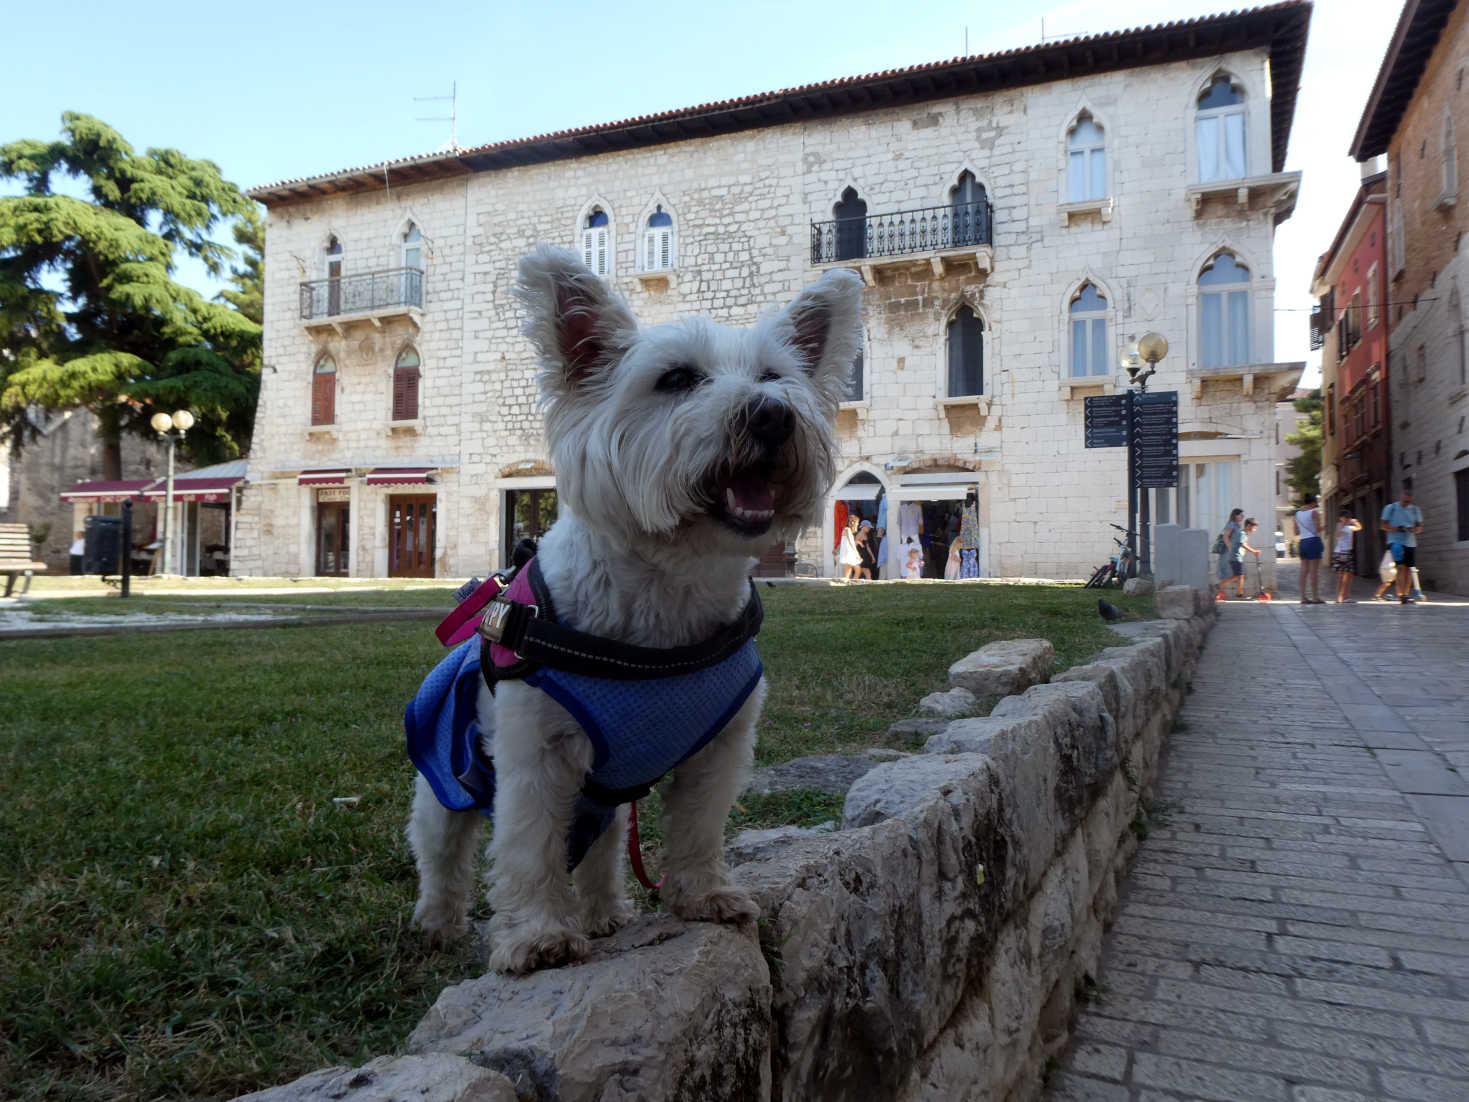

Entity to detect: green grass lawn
[0,582,1150,1100]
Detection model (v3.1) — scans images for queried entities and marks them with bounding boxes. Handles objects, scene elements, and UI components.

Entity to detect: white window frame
[1066,115,1107,203]
[1195,76,1248,183]
[401,222,422,270]
[581,207,612,277]
[1067,283,1110,378]
[641,205,675,273]
[1198,253,1252,369]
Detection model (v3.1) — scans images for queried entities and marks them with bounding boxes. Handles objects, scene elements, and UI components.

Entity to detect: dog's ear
[778,269,865,390]
[515,245,638,389]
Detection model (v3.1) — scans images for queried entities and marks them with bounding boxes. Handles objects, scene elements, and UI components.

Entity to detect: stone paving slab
[1047,572,1469,1101]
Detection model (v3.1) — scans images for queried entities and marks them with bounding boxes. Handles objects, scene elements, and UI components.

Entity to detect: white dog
[405,246,862,974]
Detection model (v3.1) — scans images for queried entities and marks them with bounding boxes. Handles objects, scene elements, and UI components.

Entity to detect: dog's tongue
[725,475,774,516]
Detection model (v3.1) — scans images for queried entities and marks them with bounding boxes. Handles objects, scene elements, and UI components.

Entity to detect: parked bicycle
[1084,524,1138,588]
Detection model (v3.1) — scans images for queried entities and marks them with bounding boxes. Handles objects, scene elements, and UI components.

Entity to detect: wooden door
[389,495,436,577]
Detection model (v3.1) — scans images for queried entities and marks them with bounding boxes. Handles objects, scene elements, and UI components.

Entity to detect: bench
[0,522,47,596]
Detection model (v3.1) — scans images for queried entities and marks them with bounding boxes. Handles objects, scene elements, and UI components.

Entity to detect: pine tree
[0,113,261,475]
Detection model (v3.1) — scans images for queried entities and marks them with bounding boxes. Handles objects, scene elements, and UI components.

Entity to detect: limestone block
[744,754,878,798]
[1051,662,1129,729]
[948,638,1055,698]
[899,991,996,1102]
[233,1055,517,1102]
[406,918,770,1102]
[918,686,982,718]
[1081,773,1128,898]
[1121,576,1154,595]
[888,716,952,746]
[739,759,1010,1100]
[991,680,1117,818]
[983,920,1040,1090]
[1026,831,1089,994]
[727,822,837,867]
[1155,584,1197,620]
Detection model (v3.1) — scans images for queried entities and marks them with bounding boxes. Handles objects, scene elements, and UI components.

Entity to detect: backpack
[1211,533,1227,555]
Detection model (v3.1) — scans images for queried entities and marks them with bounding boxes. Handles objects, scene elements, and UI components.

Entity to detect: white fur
[407,246,861,973]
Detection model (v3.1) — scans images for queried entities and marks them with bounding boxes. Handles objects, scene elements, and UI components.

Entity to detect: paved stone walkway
[1048,578,1469,1101]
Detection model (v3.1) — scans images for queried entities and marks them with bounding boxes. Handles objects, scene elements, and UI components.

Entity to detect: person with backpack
[1214,508,1246,599]
[1380,481,1425,604]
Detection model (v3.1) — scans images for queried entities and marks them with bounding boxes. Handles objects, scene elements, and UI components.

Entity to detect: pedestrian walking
[1332,509,1362,603]
[1296,493,1325,604]
[1380,481,1424,604]
[1214,508,1249,599]
[1372,548,1398,601]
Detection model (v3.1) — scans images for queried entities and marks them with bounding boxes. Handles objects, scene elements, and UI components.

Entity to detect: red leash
[626,801,660,892]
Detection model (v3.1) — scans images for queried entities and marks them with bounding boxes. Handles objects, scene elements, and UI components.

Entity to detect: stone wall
[239,592,1215,1102]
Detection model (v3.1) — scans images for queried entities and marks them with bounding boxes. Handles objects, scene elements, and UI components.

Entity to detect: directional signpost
[1085,389,1179,576]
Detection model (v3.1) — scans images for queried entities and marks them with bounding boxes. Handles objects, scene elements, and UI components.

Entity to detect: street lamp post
[149,409,194,575]
[1118,333,1170,577]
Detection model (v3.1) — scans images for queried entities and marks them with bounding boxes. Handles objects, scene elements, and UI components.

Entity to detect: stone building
[1311,168,1390,574]
[1351,0,1469,594]
[239,2,1309,583]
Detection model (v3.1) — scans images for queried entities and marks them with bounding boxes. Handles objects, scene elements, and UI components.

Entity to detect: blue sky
[3,0,1401,384]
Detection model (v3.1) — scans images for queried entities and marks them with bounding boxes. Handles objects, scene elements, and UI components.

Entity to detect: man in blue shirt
[1380,482,1424,604]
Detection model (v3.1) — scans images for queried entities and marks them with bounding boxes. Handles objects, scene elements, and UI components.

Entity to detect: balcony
[1187,360,1304,400]
[300,267,423,333]
[1185,171,1301,224]
[810,201,993,282]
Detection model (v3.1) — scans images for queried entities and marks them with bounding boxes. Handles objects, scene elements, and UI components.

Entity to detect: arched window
[1067,115,1107,202]
[643,205,674,272]
[582,208,610,276]
[834,187,867,261]
[400,223,423,306]
[393,346,421,422]
[324,236,343,316]
[311,353,337,426]
[1069,283,1109,378]
[1198,253,1251,368]
[949,172,988,247]
[946,305,984,397]
[1196,74,1247,182]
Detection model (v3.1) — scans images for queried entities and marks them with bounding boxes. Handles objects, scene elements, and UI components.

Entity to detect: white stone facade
[241,47,1301,583]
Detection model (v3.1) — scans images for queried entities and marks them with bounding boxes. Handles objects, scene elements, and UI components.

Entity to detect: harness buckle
[477,596,537,647]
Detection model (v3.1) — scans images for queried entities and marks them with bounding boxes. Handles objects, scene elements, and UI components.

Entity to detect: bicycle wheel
[1085,563,1113,589]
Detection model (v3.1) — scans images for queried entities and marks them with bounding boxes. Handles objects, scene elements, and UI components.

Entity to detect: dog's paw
[412,901,470,946]
[667,887,760,927]
[488,926,591,974]
[580,899,635,939]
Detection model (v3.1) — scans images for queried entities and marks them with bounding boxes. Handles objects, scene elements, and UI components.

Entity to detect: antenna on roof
[415,81,459,151]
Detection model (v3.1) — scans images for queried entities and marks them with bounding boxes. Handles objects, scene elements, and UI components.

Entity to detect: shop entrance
[503,487,558,564]
[388,495,436,577]
[316,501,350,577]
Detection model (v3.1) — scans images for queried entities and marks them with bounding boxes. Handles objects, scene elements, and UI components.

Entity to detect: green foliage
[1285,388,1323,502]
[0,113,261,469]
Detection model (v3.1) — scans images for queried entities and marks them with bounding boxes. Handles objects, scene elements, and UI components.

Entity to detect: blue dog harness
[404,558,764,869]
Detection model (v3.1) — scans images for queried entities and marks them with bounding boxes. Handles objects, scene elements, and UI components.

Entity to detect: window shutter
[312,371,335,426]
[659,228,671,270]
[582,229,595,272]
[595,228,608,275]
[393,367,419,421]
[644,230,656,271]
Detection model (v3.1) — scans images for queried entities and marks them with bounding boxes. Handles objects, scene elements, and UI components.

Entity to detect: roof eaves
[1350,0,1458,160]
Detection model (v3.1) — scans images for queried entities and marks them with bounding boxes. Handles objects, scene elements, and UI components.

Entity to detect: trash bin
[83,514,123,574]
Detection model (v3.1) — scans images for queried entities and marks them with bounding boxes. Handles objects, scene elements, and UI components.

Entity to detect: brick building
[238,2,1309,583]
[1311,169,1390,573]
[1352,0,1469,594]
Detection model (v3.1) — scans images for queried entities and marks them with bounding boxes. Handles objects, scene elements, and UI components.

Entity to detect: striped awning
[140,476,244,504]
[59,478,156,503]
[298,468,351,486]
[364,466,436,486]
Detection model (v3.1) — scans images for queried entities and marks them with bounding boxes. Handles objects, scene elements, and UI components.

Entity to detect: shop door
[316,502,350,576]
[389,495,436,578]
[503,488,558,563]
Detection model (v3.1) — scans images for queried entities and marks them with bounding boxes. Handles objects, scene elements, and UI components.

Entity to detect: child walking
[1332,509,1362,603]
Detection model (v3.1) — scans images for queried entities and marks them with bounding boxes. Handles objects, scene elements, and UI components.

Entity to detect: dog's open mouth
[711,470,778,536]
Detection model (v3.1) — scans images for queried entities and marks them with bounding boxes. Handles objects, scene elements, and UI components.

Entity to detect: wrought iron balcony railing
[299,267,423,321]
[810,201,993,265]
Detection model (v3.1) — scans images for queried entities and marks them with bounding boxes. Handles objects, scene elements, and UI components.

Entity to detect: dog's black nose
[743,397,794,449]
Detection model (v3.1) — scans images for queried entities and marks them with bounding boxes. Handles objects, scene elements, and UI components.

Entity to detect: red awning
[299,468,351,486]
[139,476,244,504]
[59,478,157,503]
[364,466,436,486]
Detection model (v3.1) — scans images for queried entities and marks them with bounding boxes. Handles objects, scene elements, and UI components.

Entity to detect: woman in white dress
[838,514,862,580]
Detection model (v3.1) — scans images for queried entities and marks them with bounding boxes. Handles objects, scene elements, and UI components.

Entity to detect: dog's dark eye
[655,365,705,393]
[758,369,781,383]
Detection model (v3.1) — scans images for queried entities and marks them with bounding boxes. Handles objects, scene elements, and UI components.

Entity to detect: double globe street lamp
[150,409,195,576]
[1116,333,1170,576]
